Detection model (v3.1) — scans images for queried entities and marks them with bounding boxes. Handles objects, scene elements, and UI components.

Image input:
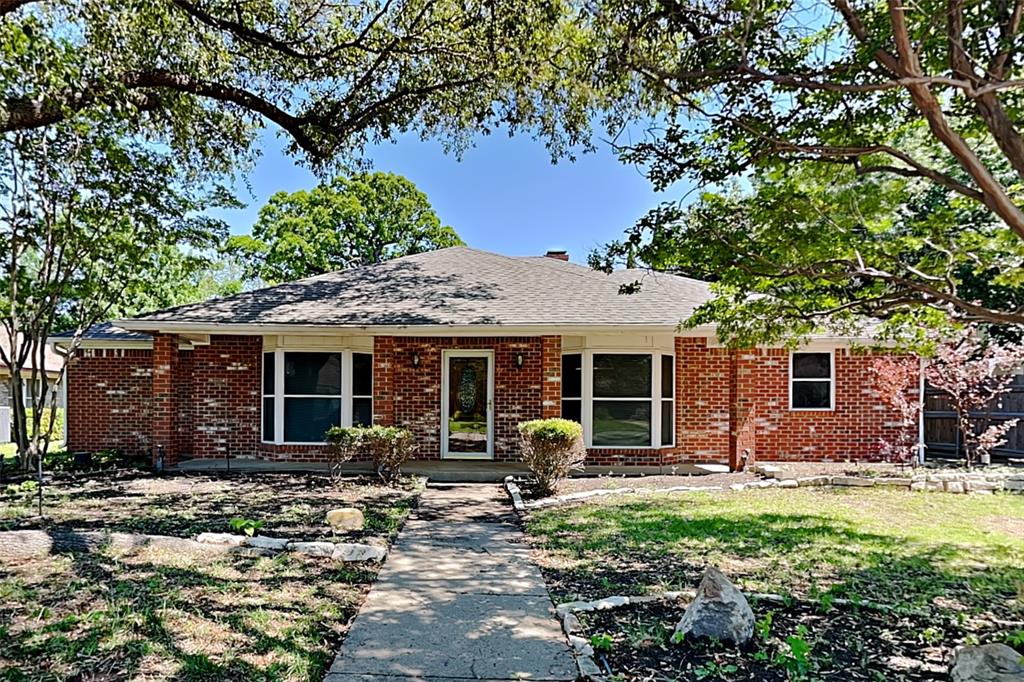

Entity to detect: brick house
[50,247,918,470]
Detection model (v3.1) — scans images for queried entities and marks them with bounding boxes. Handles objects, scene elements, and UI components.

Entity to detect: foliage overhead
[227,172,463,284]
[585,0,1024,339]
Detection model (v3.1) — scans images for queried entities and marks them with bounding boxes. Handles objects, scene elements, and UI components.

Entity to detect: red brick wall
[66,348,153,457]
[189,336,262,461]
[372,336,557,461]
[65,333,911,468]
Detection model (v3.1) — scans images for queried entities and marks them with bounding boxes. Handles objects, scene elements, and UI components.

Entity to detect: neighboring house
[1,330,66,443]
[49,247,917,470]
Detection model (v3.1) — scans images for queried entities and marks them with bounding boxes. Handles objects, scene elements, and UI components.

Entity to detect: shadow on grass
[0,547,370,682]
[531,501,1024,620]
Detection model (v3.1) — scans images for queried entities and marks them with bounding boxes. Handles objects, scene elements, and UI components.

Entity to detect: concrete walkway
[325,484,576,681]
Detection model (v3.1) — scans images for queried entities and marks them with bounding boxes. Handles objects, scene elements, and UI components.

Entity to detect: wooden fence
[924,373,1024,460]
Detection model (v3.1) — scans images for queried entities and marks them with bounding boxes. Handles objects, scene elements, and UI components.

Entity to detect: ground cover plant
[0,472,423,681]
[527,487,1024,680]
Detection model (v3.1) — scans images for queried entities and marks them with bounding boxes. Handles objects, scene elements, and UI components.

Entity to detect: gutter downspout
[918,356,926,465]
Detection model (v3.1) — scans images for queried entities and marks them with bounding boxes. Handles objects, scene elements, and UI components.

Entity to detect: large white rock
[196,532,247,546]
[326,508,365,532]
[951,643,1024,682]
[674,566,755,645]
[287,541,337,557]
[246,535,290,551]
[332,542,386,562]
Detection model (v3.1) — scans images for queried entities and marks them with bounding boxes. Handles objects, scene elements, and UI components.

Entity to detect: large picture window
[790,351,833,410]
[262,349,373,443]
[592,354,653,447]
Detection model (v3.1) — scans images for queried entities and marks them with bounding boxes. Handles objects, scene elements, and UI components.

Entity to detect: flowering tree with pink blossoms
[925,327,1024,469]
[871,357,922,465]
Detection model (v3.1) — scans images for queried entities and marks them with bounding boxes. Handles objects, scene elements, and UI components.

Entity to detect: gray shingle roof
[49,322,152,343]
[121,247,714,330]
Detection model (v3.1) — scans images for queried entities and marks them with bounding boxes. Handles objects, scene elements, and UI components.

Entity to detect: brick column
[540,335,561,419]
[151,333,179,468]
[373,336,395,426]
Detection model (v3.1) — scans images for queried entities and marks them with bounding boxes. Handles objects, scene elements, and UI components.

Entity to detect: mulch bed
[578,597,1006,681]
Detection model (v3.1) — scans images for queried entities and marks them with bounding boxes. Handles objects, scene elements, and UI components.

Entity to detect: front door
[441,350,494,459]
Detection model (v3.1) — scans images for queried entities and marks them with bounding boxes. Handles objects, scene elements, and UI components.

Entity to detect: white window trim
[661,353,676,447]
[570,350,674,450]
[789,349,836,412]
[262,349,373,445]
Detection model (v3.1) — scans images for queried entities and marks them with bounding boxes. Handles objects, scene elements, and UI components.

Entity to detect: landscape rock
[950,643,1024,682]
[594,596,629,610]
[832,476,876,487]
[569,635,594,656]
[287,541,337,557]
[945,481,966,494]
[778,479,799,489]
[674,566,755,645]
[332,542,387,562]
[326,508,365,532]
[196,532,247,546]
[246,535,290,551]
[797,476,830,487]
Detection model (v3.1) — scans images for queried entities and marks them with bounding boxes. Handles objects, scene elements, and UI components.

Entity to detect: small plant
[693,660,738,680]
[773,625,813,679]
[918,626,943,645]
[517,418,586,496]
[590,632,614,653]
[1004,629,1024,648]
[228,517,264,537]
[755,612,773,642]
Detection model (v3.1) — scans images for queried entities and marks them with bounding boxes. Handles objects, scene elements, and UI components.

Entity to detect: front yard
[0,472,423,681]
[527,487,1024,680]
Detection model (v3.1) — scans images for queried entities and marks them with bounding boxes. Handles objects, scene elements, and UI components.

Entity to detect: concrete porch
[173,457,727,482]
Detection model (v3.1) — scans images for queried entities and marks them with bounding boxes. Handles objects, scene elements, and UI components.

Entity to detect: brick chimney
[544,250,569,261]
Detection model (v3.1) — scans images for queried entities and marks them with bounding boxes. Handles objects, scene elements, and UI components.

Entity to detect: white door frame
[440,349,494,460]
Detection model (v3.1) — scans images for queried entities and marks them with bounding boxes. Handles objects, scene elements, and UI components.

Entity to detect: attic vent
[544,250,569,261]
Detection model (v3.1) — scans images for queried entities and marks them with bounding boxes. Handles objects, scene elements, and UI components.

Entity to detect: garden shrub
[517,418,585,496]
[325,425,415,484]
[325,426,362,479]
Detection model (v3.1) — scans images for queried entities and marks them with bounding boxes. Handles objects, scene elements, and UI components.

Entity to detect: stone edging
[195,532,387,562]
[751,464,1024,495]
[0,529,387,563]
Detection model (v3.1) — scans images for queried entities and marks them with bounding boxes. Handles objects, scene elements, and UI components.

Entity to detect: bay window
[561,354,582,423]
[262,350,373,444]
[567,351,675,448]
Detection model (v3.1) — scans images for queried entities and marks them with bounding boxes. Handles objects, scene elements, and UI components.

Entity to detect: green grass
[0,472,424,681]
[527,487,1024,616]
[0,549,372,681]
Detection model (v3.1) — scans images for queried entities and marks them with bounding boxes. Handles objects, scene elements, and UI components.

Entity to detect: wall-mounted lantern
[516,353,525,369]
[412,352,421,368]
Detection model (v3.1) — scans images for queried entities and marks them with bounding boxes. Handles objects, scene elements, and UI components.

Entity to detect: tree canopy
[585,0,1024,339]
[227,172,462,284]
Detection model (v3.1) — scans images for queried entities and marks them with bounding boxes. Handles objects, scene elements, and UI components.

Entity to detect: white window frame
[580,350,674,449]
[660,353,676,447]
[789,350,835,412]
[261,349,373,445]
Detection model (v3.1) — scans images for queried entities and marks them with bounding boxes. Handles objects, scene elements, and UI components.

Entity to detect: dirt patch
[578,597,1013,681]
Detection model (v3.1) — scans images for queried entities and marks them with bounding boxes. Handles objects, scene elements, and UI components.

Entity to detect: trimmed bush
[325,426,362,479]
[325,425,416,484]
[517,418,586,496]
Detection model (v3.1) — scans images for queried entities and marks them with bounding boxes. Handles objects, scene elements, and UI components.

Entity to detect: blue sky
[217,130,691,264]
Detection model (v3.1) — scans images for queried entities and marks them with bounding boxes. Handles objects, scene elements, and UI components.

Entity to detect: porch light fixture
[412,352,421,368]
[516,353,524,368]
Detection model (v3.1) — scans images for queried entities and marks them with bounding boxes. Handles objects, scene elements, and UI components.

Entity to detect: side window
[790,352,833,410]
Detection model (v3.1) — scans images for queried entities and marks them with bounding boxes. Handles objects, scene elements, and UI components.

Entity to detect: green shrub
[517,418,586,496]
[325,426,362,479]
[324,425,416,484]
